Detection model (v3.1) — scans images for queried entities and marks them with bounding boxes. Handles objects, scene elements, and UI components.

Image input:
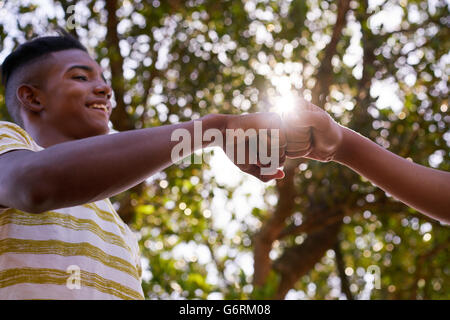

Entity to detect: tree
[0,0,448,299]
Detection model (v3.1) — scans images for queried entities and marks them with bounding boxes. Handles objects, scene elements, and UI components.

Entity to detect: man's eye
[73,75,88,81]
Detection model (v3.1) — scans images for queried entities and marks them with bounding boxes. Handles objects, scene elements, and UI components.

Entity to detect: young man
[282,98,450,224]
[0,35,286,299]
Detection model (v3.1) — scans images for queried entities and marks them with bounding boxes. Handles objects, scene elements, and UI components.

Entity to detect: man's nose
[94,81,112,99]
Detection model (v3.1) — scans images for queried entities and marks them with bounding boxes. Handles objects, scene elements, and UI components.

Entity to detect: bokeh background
[0,0,449,299]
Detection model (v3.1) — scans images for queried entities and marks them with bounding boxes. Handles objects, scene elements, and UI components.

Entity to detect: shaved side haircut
[1,32,87,126]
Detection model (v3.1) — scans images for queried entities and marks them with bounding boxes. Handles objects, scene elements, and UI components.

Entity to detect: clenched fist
[282,97,343,162]
[223,112,287,182]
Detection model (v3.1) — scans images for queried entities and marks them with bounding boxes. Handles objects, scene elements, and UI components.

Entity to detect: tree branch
[311,0,351,106]
[104,0,143,223]
[279,209,347,239]
[272,222,342,299]
[105,0,133,132]
[409,239,449,299]
[252,161,298,287]
[334,241,353,300]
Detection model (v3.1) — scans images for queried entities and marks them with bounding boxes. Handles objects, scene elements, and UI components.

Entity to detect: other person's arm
[283,98,450,224]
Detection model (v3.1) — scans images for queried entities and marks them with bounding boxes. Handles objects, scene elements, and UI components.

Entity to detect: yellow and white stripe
[0,121,144,299]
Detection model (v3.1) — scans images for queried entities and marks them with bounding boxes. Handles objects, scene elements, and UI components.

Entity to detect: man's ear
[16,84,44,113]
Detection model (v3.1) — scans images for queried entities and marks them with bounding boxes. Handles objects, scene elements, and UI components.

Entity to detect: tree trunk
[252,0,351,297]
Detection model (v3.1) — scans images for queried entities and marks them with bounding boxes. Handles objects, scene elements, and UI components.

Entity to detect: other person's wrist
[333,125,357,164]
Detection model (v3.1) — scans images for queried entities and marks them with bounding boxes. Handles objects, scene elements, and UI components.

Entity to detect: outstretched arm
[0,113,285,213]
[283,98,450,224]
[335,126,450,223]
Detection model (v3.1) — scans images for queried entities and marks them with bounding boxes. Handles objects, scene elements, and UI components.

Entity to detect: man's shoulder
[0,121,42,153]
[0,121,31,140]
[0,120,23,130]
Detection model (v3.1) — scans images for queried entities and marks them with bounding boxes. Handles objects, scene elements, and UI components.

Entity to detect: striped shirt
[0,121,144,300]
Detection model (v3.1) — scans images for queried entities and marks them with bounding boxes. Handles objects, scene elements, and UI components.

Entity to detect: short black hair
[1,32,87,125]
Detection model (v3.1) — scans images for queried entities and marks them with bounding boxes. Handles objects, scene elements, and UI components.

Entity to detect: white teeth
[88,104,107,112]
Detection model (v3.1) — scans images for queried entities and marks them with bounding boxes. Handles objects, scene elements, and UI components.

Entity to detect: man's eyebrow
[66,65,107,83]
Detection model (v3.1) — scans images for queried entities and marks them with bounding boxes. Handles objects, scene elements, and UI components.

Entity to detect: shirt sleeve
[0,122,40,211]
[0,121,37,155]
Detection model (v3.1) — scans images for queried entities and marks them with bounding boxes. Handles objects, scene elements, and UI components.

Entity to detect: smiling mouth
[86,103,109,113]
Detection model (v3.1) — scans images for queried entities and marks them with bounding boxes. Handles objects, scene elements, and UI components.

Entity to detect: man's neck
[24,122,74,148]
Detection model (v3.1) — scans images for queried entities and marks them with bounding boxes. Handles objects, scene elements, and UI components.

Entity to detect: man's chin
[93,125,110,136]
[82,122,110,138]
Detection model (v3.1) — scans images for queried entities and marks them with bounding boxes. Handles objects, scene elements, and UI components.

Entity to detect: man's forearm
[7,114,227,213]
[334,127,450,223]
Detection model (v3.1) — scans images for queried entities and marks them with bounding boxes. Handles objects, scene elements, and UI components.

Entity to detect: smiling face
[23,49,113,144]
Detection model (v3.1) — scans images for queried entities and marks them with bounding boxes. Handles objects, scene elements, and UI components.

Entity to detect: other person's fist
[282,98,343,162]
